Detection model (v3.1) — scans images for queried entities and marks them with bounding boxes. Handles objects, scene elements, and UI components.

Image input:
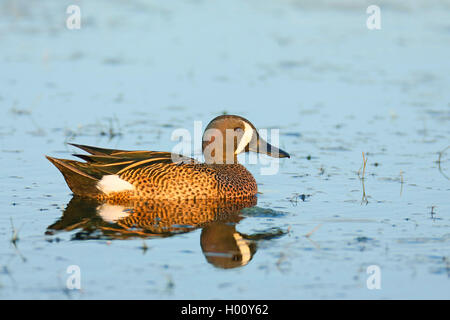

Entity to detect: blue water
[0,0,449,299]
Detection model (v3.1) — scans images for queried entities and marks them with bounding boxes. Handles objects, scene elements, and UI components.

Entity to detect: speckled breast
[97,163,257,201]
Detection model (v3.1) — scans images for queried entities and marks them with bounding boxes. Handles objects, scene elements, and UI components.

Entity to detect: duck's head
[202,115,290,164]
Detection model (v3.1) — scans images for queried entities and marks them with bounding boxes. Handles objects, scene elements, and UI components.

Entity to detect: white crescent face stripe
[235,121,254,155]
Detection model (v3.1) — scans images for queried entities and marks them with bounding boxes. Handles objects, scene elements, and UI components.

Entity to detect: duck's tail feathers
[45,156,101,197]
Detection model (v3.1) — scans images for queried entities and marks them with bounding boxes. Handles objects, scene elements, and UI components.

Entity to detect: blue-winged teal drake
[46,115,290,201]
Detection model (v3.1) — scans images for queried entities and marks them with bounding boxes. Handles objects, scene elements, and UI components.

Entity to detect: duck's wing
[70,143,198,173]
[46,144,198,197]
[69,143,178,159]
[68,143,126,156]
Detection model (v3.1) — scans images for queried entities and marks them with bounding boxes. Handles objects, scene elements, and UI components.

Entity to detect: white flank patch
[233,233,251,265]
[235,121,254,155]
[96,175,135,194]
[97,204,129,223]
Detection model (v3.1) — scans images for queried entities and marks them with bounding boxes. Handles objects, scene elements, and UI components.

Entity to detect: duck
[46,115,290,201]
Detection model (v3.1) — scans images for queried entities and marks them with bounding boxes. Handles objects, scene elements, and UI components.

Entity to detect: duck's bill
[249,137,290,158]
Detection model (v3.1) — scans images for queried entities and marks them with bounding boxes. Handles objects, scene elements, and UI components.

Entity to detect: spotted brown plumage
[46,115,290,200]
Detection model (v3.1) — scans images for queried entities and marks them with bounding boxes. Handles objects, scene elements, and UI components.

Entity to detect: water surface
[0,0,449,299]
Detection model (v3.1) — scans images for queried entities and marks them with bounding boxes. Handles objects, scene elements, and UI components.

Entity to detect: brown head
[201,115,290,164]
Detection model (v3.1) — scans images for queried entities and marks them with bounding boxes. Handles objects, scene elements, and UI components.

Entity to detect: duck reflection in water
[47,196,286,269]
